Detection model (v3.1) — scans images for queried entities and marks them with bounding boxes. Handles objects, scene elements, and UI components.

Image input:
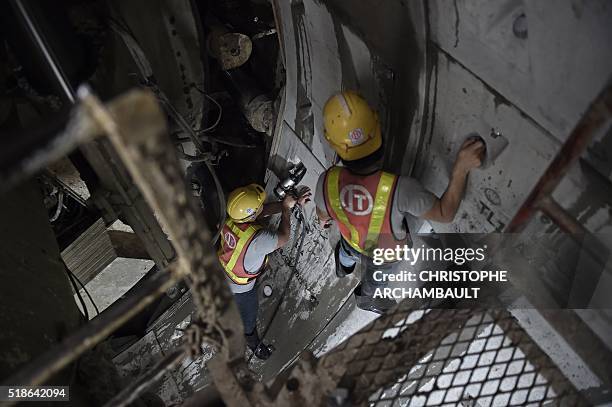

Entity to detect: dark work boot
[245,330,273,360]
[353,284,396,315]
[335,241,355,278]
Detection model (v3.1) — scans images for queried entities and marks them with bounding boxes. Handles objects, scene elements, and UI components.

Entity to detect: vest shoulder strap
[365,171,396,252]
[326,167,360,246]
[220,221,261,272]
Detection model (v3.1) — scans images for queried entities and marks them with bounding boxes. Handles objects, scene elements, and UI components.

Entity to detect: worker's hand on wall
[453,138,484,175]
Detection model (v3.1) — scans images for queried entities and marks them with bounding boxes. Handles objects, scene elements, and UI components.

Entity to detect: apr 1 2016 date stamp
[0,386,69,402]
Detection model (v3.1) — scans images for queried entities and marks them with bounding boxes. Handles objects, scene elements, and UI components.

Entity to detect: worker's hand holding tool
[453,138,485,175]
[296,186,312,206]
[282,186,312,210]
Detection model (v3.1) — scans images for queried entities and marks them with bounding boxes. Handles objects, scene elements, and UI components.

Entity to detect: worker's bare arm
[259,187,311,218]
[260,201,283,217]
[422,139,484,223]
[276,196,295,247]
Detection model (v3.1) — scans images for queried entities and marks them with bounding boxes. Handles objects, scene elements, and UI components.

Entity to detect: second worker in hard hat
[218,183,311,360]
[315,91,484,314]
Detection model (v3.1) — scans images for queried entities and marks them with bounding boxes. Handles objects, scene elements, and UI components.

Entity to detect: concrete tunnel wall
[259,0,612,399]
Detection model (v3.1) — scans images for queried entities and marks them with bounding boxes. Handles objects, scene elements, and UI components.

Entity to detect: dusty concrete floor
[75,258,153,317]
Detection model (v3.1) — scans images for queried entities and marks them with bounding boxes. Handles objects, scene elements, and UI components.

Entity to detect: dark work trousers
[338,237,396,298]
[233,287,258,335]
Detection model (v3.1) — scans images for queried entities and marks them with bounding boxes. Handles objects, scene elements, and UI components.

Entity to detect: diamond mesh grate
[319,301,587,407]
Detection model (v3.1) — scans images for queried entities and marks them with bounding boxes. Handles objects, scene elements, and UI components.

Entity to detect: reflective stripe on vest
[218,220,262,284]
[325,167,396,255]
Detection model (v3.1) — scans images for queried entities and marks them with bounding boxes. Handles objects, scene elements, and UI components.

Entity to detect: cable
[205,160,226,245]
[174,134,256,149]
[189,85,257,148]
[63,260,89,322]
[62,259,100,318]
[72,269,100,316]
[175,147,216,163]
[49,190,64,222]
[192,87,223,133]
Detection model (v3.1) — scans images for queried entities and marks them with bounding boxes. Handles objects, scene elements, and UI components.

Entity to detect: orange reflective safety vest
[218,219,266,285]
[323,166,405,256]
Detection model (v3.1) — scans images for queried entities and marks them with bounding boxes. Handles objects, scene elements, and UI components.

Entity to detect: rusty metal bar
[77,87,248,405]
[537,196,589,235]
[506,82,612,233]
[207,357,254,407]
[1,90,188,394]
[2,87,246,406]
[78,87,244,353]
[1,268,178,390]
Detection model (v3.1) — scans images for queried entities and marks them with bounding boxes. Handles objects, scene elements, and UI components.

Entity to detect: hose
[49,190,64,222]
[183,159,226,245]
[205,161,225,245]
[63,260,89,322]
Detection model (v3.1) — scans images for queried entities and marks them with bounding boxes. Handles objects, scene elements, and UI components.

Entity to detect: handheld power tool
[273,161,307,200]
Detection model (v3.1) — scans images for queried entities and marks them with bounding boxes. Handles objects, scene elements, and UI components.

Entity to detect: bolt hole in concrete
[513,13,528,39]
[460,127,509,169]
[286,377,300,391]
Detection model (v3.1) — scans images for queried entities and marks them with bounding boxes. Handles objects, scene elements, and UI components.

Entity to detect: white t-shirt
[226,228,278,294]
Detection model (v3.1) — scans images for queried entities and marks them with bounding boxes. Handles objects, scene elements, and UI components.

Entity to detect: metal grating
[320,302,587,407]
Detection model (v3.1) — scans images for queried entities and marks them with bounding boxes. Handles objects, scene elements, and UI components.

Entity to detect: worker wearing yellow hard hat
[315,91,484,314]
[218,183,311,359]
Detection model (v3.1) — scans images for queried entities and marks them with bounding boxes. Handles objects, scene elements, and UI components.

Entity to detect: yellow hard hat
[226,184,266,223]
[323,91,382,161]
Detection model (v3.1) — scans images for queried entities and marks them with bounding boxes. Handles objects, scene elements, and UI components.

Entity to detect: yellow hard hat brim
[232,203,264,223]
[327,124,382,161]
